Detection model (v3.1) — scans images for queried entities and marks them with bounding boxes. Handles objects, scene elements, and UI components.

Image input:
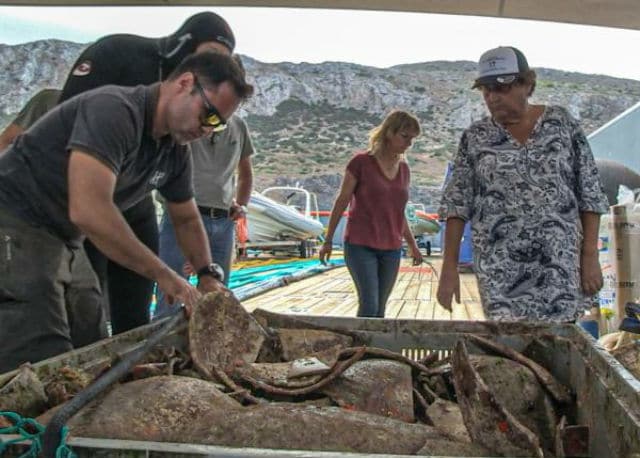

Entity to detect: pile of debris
[0,292,586,457]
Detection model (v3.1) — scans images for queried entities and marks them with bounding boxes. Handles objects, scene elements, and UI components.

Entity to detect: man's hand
[319,241,332,264]
[197,274,227,295]
[436,264,460,312]
[182,261,195,277]
[156,267,201,317]
[581,249,603,296]
[229,202,247,221]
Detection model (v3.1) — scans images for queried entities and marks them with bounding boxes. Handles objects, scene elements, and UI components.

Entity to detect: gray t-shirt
[13,88,61,129]
[0,84,193,243]
[189,115,254,209]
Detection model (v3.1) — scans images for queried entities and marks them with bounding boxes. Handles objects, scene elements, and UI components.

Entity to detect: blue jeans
[343,241,401,318]
[154,213,235,318]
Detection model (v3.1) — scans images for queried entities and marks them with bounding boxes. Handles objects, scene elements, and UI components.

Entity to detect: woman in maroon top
[319,110,423,317]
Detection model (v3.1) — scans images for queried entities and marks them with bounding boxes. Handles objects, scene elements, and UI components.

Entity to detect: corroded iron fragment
[473,354,558,452]
[69,376,240,442]
[276,328,353,362]
[43,365,93,407]
[452,340,544,457]
[555,416,590,458]
[129,363,167,380]
[467,334,572,404]
[426,398,471,443]
[321,359,415,422]
[0,364,47,417]
[67,375,484,456]
[194,403,473,456]
[189,291,267,374]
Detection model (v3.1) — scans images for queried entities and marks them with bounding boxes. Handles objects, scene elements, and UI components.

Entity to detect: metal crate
[2,311,640,458]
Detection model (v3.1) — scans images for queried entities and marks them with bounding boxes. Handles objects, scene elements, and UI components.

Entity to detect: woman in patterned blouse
[437,47,609,322]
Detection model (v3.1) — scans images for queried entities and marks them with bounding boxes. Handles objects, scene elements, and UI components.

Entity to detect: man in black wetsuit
[58,12,236,335]
[0,51,253,374]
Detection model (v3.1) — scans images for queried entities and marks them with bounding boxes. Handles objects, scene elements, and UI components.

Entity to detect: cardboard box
[611,205,640,328]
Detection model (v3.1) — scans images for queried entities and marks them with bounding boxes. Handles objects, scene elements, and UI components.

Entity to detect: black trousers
[85,196,158,335]
[0,207,106,373]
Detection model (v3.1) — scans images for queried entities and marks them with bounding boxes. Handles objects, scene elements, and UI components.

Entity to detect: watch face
[198,263,224,282]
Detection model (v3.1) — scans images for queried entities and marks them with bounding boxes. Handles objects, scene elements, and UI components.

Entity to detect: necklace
[372,150,400,180]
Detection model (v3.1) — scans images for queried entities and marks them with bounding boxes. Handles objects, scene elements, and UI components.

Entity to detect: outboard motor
[596,159,640,206]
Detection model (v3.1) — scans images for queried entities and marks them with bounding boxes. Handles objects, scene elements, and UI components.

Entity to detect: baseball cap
[472,46,529,89]
[175,12,236,53]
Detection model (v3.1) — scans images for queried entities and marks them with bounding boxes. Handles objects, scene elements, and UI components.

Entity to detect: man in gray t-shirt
[0,52,253,374]
[0,88,105,351]
[156,115,254,317]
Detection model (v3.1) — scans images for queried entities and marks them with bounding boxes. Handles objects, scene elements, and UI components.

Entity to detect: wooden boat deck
[243,256,486,320]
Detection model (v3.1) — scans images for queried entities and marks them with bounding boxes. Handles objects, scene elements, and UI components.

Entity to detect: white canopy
[1,0,639,31]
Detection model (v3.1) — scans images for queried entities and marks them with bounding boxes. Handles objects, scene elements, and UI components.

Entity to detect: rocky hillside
[2,40,640,209]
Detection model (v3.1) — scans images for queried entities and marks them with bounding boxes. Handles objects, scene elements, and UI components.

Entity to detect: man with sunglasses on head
[0,52,254,374]
[57,12,237,336]
[437,46,608,323]
[154,56,255,319]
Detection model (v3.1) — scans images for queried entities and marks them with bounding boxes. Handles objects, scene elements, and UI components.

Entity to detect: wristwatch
[196,263,225,283]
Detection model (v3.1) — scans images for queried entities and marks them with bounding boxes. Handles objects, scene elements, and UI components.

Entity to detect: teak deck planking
[242,256,486,320]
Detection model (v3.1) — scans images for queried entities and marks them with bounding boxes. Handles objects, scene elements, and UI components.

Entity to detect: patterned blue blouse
[439,105,609,322]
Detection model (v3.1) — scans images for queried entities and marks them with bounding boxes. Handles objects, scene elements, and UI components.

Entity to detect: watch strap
[196,263,224,282]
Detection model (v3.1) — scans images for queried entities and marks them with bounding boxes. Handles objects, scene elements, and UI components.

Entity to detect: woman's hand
[410,246,423,266]
[436,264,460,312]
[319,241,332,264]
[581,249,603,296]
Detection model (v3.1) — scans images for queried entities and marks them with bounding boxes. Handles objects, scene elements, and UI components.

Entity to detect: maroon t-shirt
[344,152,410,250]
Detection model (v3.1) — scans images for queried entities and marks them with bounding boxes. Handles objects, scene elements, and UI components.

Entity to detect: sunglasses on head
[194,77,227,132]
[478,75,523,94]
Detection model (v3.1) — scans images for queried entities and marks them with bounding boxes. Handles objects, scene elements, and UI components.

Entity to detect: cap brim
[472,73,521,89]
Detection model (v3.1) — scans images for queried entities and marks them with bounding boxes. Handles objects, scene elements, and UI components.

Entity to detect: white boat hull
[247,192,324,242]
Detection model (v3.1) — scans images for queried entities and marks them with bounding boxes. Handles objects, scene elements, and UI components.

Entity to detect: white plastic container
[598,212,617,331]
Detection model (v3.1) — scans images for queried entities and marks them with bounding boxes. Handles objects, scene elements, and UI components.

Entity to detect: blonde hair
[368,110,421,152]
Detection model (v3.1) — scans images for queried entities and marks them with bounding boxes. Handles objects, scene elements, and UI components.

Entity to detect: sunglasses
[194,77,227,132]
[478,76,523,94]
